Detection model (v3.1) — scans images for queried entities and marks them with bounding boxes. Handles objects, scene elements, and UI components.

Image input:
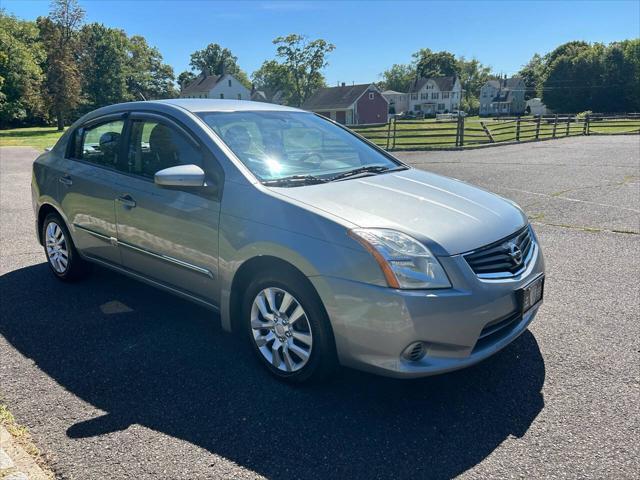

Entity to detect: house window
[411,93,418,100]
[415,104,422,111]
[431,92,439,100]
[442,92,449,99]
[228,79,232,87]
[438,103,445,110]
[369,92,375,100]
[421,93,427,100]
[237,93,242,100]
[220,93,224,99]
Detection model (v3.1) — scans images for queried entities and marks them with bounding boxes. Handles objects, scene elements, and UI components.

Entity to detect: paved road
[1,136,638,479]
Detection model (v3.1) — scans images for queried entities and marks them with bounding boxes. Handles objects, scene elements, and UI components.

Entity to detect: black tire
[42,212,89,281]
[242,270,337,383]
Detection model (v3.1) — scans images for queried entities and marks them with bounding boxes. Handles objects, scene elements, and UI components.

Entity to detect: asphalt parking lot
[1,136,638,479]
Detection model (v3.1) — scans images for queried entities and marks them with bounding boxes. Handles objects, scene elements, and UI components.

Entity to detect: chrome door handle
[59,175,73,186]
[116,194,137,208]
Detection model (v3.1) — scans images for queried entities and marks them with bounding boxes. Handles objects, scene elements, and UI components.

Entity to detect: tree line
[519,40,639,113]
[1,0,638,130]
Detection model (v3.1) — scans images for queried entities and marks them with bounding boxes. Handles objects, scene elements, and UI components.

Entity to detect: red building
[302,83,389,125]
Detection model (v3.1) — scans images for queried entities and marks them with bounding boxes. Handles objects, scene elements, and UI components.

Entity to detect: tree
[457,56,493,114]
[379,63,415,92]
[177,71,196,91]
[518,53,545,100]
[251,59,291,95]
[539,40,639,113]
[188,43,251,88]
[270,34,335,107]
[79,23,129,110]
[38,0,84,130]
[0,11,46,127]
[413,48,458,78]
[126,35,175,100]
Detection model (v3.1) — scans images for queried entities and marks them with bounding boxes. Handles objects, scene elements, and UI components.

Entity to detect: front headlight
[348,228,451,289]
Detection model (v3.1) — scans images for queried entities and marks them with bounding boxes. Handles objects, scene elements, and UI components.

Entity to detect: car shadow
[0,263,545,479]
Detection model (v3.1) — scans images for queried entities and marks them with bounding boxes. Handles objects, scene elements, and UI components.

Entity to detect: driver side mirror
[154,164,206,188]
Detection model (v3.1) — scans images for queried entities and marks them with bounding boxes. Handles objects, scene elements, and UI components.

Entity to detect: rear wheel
[42,213,89,281]
[242,272,337,383]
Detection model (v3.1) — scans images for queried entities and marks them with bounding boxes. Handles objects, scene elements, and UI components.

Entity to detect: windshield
[197,111,400,183]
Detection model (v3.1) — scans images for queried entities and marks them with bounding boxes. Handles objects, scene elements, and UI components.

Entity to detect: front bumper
[310,242,545,378]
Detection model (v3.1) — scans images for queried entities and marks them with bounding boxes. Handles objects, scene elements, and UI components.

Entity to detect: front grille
[464,226,534,278]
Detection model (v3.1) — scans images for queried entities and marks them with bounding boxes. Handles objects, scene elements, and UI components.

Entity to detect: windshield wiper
[330,165,406,182]
[262,174,328,187]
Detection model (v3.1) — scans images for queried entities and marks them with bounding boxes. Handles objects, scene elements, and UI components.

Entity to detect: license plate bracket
[517,274,544,314]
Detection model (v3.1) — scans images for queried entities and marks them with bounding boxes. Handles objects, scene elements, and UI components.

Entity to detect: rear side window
[123,120,203,179]
[75,120,125,168]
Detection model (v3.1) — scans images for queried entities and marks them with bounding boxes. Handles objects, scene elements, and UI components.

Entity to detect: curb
[0,426,51,480]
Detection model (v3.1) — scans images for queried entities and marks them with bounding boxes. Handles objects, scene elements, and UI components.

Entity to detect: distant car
[31,99,545,382]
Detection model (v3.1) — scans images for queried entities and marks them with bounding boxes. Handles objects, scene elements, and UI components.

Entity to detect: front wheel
[242,272,337,383]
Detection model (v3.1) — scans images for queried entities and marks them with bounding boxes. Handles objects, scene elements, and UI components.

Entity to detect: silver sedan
[31,99,545,382]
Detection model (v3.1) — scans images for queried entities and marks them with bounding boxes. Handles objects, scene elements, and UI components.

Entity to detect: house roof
[484,77,524,90]
[302,83,376,110]
[408,75,457,93]
[181,74,223,95]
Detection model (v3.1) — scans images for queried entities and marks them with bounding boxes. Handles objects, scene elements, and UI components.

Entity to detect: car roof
[150,98,303,113]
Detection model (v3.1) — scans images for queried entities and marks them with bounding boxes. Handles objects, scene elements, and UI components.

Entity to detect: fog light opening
[402,342,426,362]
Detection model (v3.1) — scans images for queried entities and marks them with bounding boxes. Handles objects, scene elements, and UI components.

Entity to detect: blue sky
[4,0,639,84]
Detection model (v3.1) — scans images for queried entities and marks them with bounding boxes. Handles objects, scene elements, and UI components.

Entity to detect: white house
[407,76,462,115]
[382,90,409,115]
[180,72,251,101]
[479,77,526,116]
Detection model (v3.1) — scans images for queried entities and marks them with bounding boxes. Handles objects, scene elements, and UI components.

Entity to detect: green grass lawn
[0,127,66,150]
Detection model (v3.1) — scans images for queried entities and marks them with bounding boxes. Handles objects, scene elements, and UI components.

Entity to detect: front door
[59,117,126,265]
[114,115,222,304]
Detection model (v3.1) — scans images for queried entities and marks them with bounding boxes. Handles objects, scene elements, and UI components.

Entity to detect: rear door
[59,116,126,265]
[114,113,222,304]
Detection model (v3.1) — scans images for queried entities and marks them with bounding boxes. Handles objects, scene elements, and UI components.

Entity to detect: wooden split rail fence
[349,114,640,151]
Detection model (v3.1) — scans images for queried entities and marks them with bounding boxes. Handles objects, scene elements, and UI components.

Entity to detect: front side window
[198,111,399,182]
[76,120,125,168]
[123,120,203,179]
[220,93,224,99]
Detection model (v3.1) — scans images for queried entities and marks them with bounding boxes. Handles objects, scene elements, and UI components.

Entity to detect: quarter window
[123,120,203,179]
[75,120,125,168]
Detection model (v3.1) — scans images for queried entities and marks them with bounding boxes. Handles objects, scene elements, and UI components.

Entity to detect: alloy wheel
[45,221,69,274]
[250,287,313,372]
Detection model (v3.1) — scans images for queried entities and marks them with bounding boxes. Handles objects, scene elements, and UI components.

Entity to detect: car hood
[270,168,528,256]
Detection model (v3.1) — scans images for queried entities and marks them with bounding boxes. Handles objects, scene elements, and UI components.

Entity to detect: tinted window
[77,120,125,168]
[197,111,397,181]
[123,120,203,179]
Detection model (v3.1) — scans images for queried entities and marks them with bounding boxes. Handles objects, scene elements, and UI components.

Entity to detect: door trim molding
[117,239,215,279]
[74,226,215,279]
[73,224,112,242]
